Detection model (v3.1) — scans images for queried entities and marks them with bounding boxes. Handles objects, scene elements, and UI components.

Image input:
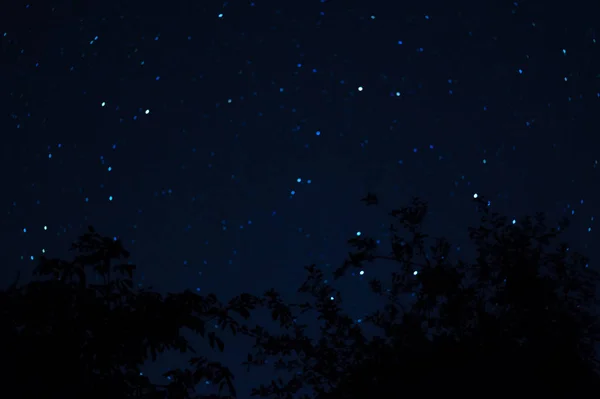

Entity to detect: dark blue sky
[1,0,599,397]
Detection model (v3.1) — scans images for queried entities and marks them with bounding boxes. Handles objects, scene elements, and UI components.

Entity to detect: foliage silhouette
[244,195,600,398]
[2,195,599,398]
[0,226,262,399]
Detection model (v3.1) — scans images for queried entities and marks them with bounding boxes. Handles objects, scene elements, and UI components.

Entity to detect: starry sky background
[1,0,600,397]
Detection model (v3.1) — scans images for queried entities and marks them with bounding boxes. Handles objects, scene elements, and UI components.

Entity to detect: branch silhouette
[2,196,599,399]
[1,226,261,399]
[245,195,600,399]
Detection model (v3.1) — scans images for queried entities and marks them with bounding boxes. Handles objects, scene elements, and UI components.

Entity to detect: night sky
[2,0,600,397]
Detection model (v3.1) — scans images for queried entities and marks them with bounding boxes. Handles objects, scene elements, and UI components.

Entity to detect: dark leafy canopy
[0,226,261,399]
[1,196,599,399]
[245,196,600,398]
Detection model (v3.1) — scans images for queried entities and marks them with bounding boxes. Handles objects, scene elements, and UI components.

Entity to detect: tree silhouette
[245,196,600,398]
[0,226,262,399]
[2,196,599,398]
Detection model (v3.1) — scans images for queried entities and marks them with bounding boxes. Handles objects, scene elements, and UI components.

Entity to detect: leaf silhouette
[3,194,600,399]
